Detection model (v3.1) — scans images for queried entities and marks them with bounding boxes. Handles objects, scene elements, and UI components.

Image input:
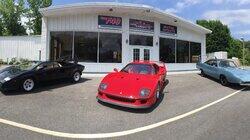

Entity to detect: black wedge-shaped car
[0,61,85,92]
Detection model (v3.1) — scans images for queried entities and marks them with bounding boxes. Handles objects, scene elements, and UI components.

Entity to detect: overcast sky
[52,0,250,41]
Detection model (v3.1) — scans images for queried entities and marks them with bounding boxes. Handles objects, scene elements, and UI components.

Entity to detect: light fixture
[109,8,113,12]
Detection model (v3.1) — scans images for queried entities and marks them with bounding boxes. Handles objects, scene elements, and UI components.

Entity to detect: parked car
[196,59,250,86]
[97,61,167,109]
[0,61,85,92]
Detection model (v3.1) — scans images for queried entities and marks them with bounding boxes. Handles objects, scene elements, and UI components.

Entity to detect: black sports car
[0,61,85,92]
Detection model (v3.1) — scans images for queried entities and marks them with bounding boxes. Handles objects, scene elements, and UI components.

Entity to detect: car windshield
[17,61,40,71]
[219,60,237,68]
[121,64,155,75]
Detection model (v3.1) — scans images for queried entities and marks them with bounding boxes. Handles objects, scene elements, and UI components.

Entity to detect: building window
[99,33,122,63]
[50,32,73,61]
[133,49,140,61]
[190,42,201,63]
[177,40,189,63]
[74,32,98,62]
[159,38,175,63]
[129,34,153,46]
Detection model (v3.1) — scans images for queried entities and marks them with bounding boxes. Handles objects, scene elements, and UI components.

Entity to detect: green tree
[196,20,232,53]
[0,0,26,35]
[0,18,3,36]
[27,0,52,35]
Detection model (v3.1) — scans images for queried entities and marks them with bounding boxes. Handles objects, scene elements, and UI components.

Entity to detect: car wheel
[220,75,228,86]
[156,84,161,100]
[72,71,81,82]
[200,70,205,77]
[22,78,35,92]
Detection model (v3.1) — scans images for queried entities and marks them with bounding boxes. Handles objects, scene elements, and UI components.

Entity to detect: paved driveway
[0,73,249,140]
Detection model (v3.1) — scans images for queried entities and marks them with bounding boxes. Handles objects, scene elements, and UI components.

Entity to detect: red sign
[98,15,122,29]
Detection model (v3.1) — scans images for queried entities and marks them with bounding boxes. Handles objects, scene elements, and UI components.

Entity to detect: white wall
[0,36,42,62]
[43,13,206,72]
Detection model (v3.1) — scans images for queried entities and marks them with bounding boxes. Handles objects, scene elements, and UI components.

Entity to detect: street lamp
[240,37,245,67]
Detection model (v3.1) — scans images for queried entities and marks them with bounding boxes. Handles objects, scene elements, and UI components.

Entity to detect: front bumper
[97,92,155,109]
[240,82,250,86]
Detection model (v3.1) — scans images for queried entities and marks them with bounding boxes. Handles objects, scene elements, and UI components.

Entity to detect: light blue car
[196,59,250,86]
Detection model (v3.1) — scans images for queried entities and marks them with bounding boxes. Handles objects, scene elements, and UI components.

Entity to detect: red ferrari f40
[97,61,167,109]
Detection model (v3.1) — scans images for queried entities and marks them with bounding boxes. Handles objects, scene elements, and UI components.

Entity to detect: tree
[0,0,27,35]
[0,18,3,36]
[27,0,52,35]
[196,20,232,53]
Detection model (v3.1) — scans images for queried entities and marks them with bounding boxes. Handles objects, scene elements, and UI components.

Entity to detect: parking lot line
[0,87,246,139]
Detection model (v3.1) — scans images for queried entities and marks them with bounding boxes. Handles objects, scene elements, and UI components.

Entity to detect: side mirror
[113,68,118,72]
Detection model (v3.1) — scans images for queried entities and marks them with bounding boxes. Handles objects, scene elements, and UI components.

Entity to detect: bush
[9,58,20,65]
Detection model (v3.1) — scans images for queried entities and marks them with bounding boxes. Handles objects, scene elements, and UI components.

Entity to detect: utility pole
[240,37,245,68]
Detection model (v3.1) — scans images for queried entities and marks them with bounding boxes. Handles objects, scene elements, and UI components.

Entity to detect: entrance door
[132,48,151,61]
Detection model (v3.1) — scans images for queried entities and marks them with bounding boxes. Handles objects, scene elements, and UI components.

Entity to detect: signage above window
[98,15,122,29]
[129,19,154,33]
[160,24,177,35]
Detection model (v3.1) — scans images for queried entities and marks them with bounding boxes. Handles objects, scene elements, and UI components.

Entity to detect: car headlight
[140,89,150,97]
[3,77,11,82]
[99,83,108,90]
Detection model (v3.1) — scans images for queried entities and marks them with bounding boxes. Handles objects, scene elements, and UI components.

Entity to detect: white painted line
[0,88,246,139]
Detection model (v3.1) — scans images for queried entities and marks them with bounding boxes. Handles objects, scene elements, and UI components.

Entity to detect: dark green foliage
[0,0,27,36]
[197,20,232,53]
[27,0,52,35]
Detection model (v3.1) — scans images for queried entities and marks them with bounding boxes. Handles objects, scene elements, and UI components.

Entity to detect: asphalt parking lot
[0,73,250,140]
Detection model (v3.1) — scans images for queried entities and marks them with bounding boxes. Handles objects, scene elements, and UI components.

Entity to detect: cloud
[212,0,250,5]
[165,0,202,13]
[235,30,250,35]
[203,9,250,26]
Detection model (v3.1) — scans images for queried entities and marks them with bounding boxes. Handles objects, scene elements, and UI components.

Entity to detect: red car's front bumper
[97,91,156,109]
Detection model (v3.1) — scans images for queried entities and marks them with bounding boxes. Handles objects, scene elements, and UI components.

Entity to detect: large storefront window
[129,34,153,46]
[50,32,73,60]
[99,33,122,63]
[177,40,189,63]
[190,42,201,63]
[74,32,98,62]
[160,38,175,63]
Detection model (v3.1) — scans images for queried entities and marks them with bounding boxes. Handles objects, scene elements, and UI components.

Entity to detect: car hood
[0,66,26,82]
[224,67,250,81]
[100,72,158,99]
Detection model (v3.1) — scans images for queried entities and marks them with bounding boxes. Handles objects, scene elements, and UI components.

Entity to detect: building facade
[38,2,211,72]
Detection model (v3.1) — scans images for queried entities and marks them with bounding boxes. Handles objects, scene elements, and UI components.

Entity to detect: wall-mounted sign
[160,24,177,35]
[129,19,154,32]
[98,15,122,29]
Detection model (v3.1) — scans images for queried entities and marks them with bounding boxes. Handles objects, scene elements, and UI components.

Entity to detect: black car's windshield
[17,62,40,71]
[219,60,237,68]
[121,64,155,75]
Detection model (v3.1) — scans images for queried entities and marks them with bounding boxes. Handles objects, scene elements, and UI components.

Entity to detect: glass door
[132,48,151,61]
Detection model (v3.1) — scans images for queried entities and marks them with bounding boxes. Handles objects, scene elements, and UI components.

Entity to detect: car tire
[22,78,35,92]
[72,71,81,82]
[200,69,206,77]
[220,75,228,86]
[155,84,161,100]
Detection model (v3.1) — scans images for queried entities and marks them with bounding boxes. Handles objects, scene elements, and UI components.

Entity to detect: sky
[52,0,250,41]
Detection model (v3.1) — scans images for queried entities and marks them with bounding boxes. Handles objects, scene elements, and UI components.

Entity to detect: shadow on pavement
[1,78,91,96]
[198,73,250,91]
[98,79,170,114]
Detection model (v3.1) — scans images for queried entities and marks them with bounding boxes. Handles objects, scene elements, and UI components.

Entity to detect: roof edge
[40,2,212,34]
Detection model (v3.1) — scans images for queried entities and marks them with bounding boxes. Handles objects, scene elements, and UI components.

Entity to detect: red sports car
[97,61,167,109]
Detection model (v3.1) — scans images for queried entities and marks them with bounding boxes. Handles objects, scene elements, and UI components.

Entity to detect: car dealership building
[0,2,212,72]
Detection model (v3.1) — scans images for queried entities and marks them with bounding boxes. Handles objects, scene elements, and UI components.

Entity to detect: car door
[203,60,213,75]
[53,62,67,79]
[208,60,220,79]
[35,62,56,81]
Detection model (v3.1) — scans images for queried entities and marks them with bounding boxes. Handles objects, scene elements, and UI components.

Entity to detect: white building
[0,2,212,72]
